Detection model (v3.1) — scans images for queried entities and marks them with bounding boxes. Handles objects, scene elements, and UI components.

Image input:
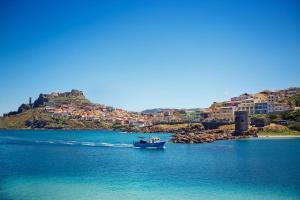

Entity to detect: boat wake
[0,136,133,148]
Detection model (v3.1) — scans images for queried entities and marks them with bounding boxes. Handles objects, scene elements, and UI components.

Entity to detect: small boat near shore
[133,136,166,149]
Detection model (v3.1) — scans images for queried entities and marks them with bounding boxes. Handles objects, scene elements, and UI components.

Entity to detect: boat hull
[133,141,166,149]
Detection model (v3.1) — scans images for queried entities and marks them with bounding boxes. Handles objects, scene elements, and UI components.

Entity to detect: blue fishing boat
[133,136,166,149]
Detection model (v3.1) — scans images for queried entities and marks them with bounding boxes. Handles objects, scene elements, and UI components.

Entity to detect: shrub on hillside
[288,122,300,132]
[288,94,300,107]
[281,110,300,122]
[266,114,278,122]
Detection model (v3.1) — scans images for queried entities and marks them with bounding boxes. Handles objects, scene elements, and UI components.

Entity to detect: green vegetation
[257,123,300,136]
[258,130,300,136]
[288,94,300,107]
[266,114,278,121]
[250,114,278,122]
[0,108,114,130]
[288,122,300,132]
[251,109,300,132]
[0,109,48,129]
[279,110,300,132]
[281,109,300,121]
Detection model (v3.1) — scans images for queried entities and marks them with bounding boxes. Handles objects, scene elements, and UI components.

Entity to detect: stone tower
[29,97,32,108]
[234,111,248,135]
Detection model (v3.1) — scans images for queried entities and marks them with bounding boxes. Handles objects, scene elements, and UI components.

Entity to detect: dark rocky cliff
[33,89,90,108]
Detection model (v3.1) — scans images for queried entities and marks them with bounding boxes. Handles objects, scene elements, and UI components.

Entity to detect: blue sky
[0,0,300,114]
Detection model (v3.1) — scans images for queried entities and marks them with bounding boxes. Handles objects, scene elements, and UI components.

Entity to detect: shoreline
[258,135,300,138]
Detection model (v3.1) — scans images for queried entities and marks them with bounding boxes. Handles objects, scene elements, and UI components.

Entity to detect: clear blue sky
[0,0,300,114]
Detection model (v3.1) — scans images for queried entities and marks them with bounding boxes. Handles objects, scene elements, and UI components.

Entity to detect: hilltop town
[0,88,300,134]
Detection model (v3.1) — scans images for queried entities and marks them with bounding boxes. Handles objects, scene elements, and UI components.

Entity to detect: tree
[267,114,278,122]
[281,110,300,122]
[288,94,300,107]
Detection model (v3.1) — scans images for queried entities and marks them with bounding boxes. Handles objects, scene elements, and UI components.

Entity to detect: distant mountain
[141,108,173,114]
[141,108,203,114]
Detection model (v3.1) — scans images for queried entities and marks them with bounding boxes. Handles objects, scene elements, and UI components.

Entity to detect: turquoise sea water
[0,130,300,200]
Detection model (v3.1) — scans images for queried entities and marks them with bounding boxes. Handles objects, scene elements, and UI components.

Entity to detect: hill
[0,90,113,130]
[33,89,91,107]
[0,108,113,130]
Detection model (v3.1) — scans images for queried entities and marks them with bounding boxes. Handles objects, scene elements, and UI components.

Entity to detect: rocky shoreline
[119,120,300,144]
[168,124,258,143]
[171,129,257,143]
[124,123,259,144]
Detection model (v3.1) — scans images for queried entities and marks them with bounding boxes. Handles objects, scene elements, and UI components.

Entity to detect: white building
[272,103,290,113]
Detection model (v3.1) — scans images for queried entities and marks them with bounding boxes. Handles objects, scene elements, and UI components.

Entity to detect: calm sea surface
[0,130,300,200]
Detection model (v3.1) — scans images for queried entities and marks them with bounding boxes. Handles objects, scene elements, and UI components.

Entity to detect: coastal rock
[170,127,257,144]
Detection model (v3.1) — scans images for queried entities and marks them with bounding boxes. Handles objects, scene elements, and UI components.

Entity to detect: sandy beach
[258,135,300,138]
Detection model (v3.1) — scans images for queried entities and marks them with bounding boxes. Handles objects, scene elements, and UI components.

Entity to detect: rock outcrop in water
[170,125,258,143]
